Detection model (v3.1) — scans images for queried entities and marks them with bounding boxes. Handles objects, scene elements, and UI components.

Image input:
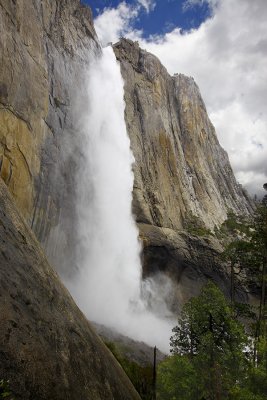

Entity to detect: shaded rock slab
[139,223,248,311]
[0,179,140,400]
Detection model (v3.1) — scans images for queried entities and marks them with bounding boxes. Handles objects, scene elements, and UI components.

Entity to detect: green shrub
[184,212,212,237]
[0,380,13,399]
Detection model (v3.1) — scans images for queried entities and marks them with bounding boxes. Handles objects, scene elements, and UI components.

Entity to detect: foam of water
[67,46,174,353]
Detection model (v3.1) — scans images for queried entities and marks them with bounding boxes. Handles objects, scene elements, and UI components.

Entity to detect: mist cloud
[66,46,174,353]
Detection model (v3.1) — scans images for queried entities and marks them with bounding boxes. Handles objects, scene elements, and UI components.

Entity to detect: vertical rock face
[113,39,253,301]
[0,1,253,299]
[0,0,99,270]
[0,178,141,400]
[114,39,253,232]
[0,4,141,395]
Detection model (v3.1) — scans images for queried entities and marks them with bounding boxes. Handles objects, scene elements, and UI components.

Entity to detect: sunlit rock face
[113,38,254,301]
[114,38,253,232]
[0,0,99,271]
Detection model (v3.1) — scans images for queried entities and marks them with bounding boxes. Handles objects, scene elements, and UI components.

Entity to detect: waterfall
[68,46,174,353]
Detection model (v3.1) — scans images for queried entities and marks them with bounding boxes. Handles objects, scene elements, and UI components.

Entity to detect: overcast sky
[86,0,267,198]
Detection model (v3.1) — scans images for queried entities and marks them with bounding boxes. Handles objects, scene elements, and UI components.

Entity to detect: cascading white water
[68,46,174,352]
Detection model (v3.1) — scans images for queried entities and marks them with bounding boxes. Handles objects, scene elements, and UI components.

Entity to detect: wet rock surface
[0,0,100,271]
[0,178,140,400]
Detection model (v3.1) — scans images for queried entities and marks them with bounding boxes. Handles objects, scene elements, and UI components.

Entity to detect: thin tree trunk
[230,262,235,308]
[253,323,258,367]
[259,258,266,330]
[153,346,157,400]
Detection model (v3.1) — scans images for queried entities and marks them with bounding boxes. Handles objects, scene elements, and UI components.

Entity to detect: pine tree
[168,282,248,400]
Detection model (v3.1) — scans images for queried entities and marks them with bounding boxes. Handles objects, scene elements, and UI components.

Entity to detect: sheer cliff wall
[0,0,99,271]
[0,4,143,397]
[114,39,253,304]
[114,39,253,232]
[0,2,253,300]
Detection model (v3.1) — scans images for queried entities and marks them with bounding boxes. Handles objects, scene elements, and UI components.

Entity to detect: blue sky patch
[82,0,212,37]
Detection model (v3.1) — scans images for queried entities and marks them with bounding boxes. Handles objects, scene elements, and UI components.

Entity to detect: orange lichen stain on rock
[158,131,177,177]
[0,108,40,222]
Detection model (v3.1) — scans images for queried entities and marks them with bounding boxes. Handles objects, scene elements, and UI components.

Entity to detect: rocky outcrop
[0,178,140,400]
[139,223,247,308]
[0,0,99,271]
[114,39,253,232]
[113,39,253,297]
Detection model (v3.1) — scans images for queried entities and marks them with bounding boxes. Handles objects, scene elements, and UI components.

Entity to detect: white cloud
[94,2,142,45]
[210,102,267,197]
[94,0,156,45]
[94,0,267,196]
[183,0,219,11]
[137,0,156,13]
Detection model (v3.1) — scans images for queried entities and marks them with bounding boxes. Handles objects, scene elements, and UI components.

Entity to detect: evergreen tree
[157,189,267,400]
[221,188,267,366]
[164,282,248,400]
[157,355,198,400]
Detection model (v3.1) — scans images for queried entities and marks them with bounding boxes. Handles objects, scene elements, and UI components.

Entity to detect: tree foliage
[157,355,198,400]
[157,189,267,400]
[0,380,13,399]
[166,282,248,400]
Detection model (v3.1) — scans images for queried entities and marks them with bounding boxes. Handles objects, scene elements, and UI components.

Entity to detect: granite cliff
[0,0,256,395]
[0,0,100,272]
[114,39,252,231]
[0,1,142,398]
[0,0,254,308]
[0,0,254,300]
[0,178,141,399]
[113,39,253,304]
